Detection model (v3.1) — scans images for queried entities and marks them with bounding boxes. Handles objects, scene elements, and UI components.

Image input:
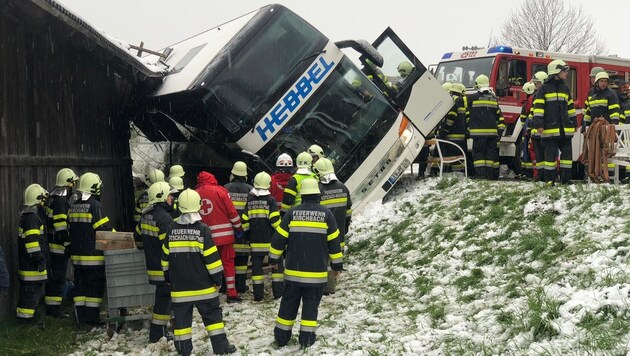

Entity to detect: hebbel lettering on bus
[255,56,335,142]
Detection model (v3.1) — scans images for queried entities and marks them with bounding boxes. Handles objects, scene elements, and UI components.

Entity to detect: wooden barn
[0,0,163,316]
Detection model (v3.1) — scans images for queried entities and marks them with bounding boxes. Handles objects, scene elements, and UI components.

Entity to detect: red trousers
[217,244,237,297]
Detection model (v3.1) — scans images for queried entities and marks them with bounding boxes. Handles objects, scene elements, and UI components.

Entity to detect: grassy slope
[344,178,630,355]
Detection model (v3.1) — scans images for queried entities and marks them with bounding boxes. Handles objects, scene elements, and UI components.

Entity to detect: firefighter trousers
[541,136,572,184]
[217,245,237,297]
[172,297,231,355]
[17,280,44,319]
[250,255,284,301]
[532,136,542,180]
[472,138,499,180]
[73,265,105,325]
[44,251,68,315]
[234,254,249,293]
[274,283,323,348]
[149,283,172,342]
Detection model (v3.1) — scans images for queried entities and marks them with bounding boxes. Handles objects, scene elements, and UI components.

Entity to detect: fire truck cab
[435,45,630,172]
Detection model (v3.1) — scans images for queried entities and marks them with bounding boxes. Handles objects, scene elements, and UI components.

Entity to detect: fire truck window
[531,64,547,79]
[508,60,527,86]
[566,68,578,99]
[496,59,509,96]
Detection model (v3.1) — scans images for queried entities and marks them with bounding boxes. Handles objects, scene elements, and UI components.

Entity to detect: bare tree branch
[498,0,607,55]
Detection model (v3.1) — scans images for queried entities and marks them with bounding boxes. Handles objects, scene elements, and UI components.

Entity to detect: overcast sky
[56,0,628,65]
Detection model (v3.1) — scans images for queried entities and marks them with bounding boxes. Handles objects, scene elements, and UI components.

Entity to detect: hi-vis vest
[280,173,315,213]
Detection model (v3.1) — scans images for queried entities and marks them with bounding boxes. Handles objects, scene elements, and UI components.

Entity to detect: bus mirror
[335,39,384,67]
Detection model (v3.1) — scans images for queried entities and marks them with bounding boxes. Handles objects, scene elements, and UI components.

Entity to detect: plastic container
[104,249,154,309]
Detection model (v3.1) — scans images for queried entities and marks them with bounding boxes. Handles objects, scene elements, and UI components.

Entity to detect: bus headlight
[398,115,413,146]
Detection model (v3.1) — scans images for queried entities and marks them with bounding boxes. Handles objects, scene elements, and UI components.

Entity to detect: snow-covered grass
[69,177,630,355]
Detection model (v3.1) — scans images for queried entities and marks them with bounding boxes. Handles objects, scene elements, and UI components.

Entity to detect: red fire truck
[434,45,630,171]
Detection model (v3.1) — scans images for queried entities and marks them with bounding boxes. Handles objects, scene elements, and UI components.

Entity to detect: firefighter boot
[210,335,237,354]
[299,331,316,349]
[274,327,292,347]
[253,283,264,302]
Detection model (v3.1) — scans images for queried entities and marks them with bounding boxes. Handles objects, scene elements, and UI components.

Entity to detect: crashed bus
[135,4,451,210]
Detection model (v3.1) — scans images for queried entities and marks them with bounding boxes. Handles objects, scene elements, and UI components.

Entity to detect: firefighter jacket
[269,195,342,287]
[532,77,577,138]
[161,216,224,303]
[270,172,292,210]
[520,94,537,136]
[170,191,181,219]
[280,173,315,213]
[467,90,505,138]
[318,178,352,248]
[241,192,280,256]
[45,186,73,256]
[134,190,149,223]
[17,205,47,282]
[68,194,112,267]
[196,171,242,246]
[584,87,621,125]
[134,202,174,284]
[441,94,468,141]
[621,97,630,124]
[225,178,253,253]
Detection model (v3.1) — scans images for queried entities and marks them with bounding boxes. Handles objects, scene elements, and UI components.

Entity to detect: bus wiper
[288,50,327,74]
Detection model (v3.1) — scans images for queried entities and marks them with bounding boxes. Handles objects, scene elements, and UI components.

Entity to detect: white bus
[136,4,451,210]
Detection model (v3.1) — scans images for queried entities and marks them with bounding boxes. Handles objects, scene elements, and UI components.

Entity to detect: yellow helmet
[589,66,605,77]
[307,144,324,158]
[169,176,184,191]
[56,168,78,187]
[254,172,272,189]
[178,188,201,214]
[531,71,548,83]
[442,82,453,92]
[300,178,320,195]
[397,61,413,78]
[169,164,185,178]
[594,71,609,84]
[313,158,335,176]
[148,181,172,205]
[78,172,102,195]
[474,74,490,89]
[547,59,569,75]
[147,169,165,184]
[522,82,536,95]
[231,161,248,177]
[24,183,48,206]
[296,152,313,169]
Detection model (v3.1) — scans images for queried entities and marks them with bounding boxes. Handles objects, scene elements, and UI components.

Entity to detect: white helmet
[276,153,293,167]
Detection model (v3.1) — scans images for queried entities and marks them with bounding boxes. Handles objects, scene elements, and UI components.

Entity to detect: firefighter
[467,74,505,180]
[532,59,577,185]
[169,164,185,179]
[531,71,548,90]
[196,171,243,303]
[530,71,549,180]
[224,161,253,293]
[161,189,237,355]
[313,158,352,295]
[134,181,174,342]
[439,83,469,173]
[280,152,315,215]
[43,168,78,318]
[308,144,325,164]
[270,153,294,211]
[68,172,112,325]
[134,168,165,223]
[241,172,282,301]
[619,82,630,123]
[519,82,536,179]
[396,61,414,87]
[168,176,184,219]
[270,178,342,349]
[16,184,48,326]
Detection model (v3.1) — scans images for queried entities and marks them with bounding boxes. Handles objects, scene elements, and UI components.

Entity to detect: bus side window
[496,59,509,96]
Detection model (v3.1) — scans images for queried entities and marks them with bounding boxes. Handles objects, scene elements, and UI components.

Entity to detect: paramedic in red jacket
[270,153,294,210]
[196,171,243,303]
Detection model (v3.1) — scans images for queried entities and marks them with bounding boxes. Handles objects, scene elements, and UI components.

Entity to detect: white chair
[426,138,468,178]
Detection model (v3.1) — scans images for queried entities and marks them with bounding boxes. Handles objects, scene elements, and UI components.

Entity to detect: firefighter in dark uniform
[280,152,315,216]
[134,181,175,342]
[16,184,49,325]
[224,161,253,293]
[313,158,352,295]
[68,172,112,325]
[134,168,165,223]
[530,72,549,181]
[161,188,237,355]
[467,74,505,180]
[43,168,78,318]
[241,172,282,301]
[584,71,621,178]
[532,59,578,184]
[270,178,343,349]
[440,83,469,173]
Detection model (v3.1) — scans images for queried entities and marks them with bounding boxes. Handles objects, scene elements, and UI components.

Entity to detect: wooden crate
[96,231,136,251]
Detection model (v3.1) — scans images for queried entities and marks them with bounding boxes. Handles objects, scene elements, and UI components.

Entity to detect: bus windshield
[435,57,495,88]
[256,57,399,182]
[199,8,327,137]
